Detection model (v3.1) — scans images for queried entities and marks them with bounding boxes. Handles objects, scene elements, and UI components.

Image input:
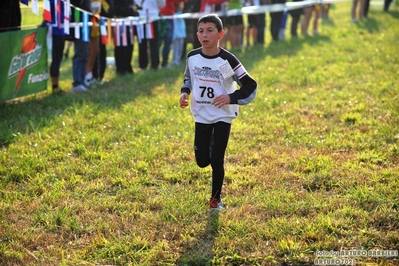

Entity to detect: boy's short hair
[197,14,223,32]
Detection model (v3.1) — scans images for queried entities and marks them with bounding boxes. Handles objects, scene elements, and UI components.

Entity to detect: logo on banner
[8,32,45,96]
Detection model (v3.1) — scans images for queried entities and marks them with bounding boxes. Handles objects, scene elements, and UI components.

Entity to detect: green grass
[1,1,399,265]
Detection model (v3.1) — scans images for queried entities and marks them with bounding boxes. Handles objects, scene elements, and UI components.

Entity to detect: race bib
[193,83,225,106]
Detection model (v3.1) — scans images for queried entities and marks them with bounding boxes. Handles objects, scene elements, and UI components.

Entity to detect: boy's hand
[180,93,189,108]
[213,94,230,108]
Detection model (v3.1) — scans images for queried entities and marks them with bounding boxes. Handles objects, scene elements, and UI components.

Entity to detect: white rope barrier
[18,0,351,29]
[66,0,352,27]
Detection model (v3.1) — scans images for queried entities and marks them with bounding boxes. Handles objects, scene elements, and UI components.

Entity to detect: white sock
[85,72,93,80]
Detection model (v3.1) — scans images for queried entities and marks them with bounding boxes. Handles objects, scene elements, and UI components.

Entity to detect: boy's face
[197,22,225,49]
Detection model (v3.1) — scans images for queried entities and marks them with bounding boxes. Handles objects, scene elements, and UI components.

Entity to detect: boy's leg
[194,122,214,168]
[210,122,231,200]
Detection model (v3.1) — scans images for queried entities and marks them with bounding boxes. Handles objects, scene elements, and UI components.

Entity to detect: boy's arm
[180,66,191,108]
[222,52,258,105]
[229,74,258,105]
[181,64,192,95]
[181,77,191,95]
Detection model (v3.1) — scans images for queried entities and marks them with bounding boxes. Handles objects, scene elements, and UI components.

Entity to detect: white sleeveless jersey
[182,48,257,124]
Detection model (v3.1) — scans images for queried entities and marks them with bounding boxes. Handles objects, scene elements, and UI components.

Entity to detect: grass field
[1,1,399,265]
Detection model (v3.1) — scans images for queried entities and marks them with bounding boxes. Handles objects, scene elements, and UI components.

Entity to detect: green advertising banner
[0,27,48,102]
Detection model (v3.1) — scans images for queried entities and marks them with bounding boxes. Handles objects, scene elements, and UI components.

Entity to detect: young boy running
[179,14,258,210]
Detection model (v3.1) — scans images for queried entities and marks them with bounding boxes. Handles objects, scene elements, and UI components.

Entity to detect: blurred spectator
[172,2,186,65]
[84,1,109,87]
[159,0,187,68]
[278,9,288,40]
[384,0,393,11]
[64,41,73,59]
[257,0,268,44]
[70,0,91,92]
[301,4,321,35]
[322,3,331,19]
[225,0,244,48]
[245,0,259,47]
[364,0,370,17]
[0,0,21,33]
[289,0,303,37]
[270,0,286,41]
[135,0,161,70]
[93,0,112,82]
[200,0,229,47]
[351,0,365,22]
[48,0,67,94]
[112,0,139,75]
[182,0,201,58]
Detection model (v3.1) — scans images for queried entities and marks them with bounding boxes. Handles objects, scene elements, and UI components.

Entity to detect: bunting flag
[82,11,89,42]
[74,8,80,39]
[100,18,108,44]
[91,16,99,37]
[55,0,62,29]
[129,20,135,44]
[107,19,113,45]
[114,21,120,46]
[145,22,154,39]
[43,0,52,22]
[64,0,70,35]
[281,10,288,29]
[20,0,29,5]
[122,20,128,47]
[31,0,39,15]
[144,9,153,40]
[136,23,143,44]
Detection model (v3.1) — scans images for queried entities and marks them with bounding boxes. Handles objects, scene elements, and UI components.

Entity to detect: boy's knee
[196,159,210,168]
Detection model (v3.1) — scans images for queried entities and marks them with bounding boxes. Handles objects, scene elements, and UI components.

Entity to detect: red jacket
[159,0,187,16]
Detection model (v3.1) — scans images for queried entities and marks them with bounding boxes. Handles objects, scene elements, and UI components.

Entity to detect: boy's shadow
[176,211,220,265]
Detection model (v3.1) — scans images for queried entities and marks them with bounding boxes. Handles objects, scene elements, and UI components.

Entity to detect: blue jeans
[72,39,88,87]
[161,19,174,67]
[172,38,184,65]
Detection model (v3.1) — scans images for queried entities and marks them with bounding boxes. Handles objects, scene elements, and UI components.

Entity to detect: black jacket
[0,0,21,32]
[68,0,92,39]
[111,0,139,18]
[71,0,91,12]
